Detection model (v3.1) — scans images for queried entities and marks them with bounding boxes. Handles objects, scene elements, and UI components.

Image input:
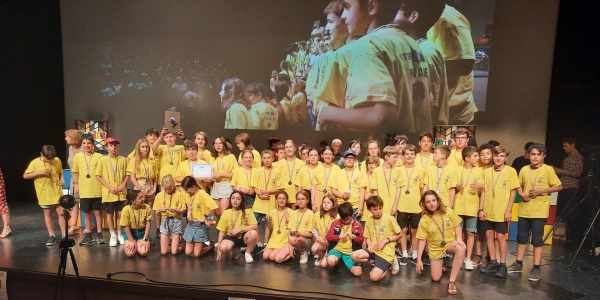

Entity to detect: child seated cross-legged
[216,191,259,263]
[351,196,403,282]
[288,190,315,264]
[311,195,338,268]
[120,190,152,257]
[263,191,294,263]
[325,202,364,276]
[181,176,218,258]
[154,175,187,255]
[416,191,466,295]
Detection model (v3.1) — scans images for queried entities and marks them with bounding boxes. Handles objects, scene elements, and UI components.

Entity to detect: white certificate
[192,163,212,179]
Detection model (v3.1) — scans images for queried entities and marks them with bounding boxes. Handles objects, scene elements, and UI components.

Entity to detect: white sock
[402,250,409,257]
[412,250,418,259]
[110,230,117,238]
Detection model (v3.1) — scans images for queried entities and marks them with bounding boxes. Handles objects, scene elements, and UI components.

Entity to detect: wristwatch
[144,238,149,241]
[478,209,484,212]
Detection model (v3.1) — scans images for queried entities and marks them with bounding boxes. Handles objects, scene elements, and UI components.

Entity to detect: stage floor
[1,202,600,299]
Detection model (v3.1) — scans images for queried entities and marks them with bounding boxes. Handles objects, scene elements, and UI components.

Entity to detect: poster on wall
[75,120,108,152]
[434,125,476,147]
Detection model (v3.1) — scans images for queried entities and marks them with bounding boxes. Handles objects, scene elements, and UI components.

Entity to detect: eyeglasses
[344,157,356,160]
[454,136,468,140]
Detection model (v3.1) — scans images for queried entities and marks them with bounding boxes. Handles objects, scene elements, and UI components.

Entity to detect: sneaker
[46,236,56,246]
[410,257,417,265]
[118,235,124,245]
[496,264,508,278]
[314,255,322,267]
[480,261,499,274]
[156,228,160,239]
[241,246,247,252]
[245,252,254,263]
[149,237,155,246]
[472,256,482,267]
[444,256,453,269]
[395,248,403,258]
[528,268,542,282]
[464,259,474,271]
[423,256,431,266]
[251,245,265,255]
[300,251,309,264]
[109,236,118,247]
[400,256,408,266]
[391,256,400,275]
[79,234,95,246]
[97,235,106,244]
[506,262,523,273]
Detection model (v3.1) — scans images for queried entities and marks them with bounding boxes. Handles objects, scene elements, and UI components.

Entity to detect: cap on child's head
[343,149,357,157]
[105,137,120,144]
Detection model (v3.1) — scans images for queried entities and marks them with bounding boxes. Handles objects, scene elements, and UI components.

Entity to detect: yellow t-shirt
[127,148,156,160]
[453,167,484,217]
[296,165,319,191]
[231,166,256,191]
[363,214,402,263]
[291,92,308,122]
[126,158,157,181]
[197,149,213,164]
[360,157,384,176]
[482,166,520,222]
[237,149,262,169]
[24,157,63,206]
[225,103,252,129]
[317,26,431,133]
[212,154,238,182]
[249,100,278,130]
[251,167,283,214]
[153,191,187,218]
[155,145,185,185]
[371,166,405,214]
[188,190,218,221]
[332,221,357,254]
[120,204,153,230]
[415,153,436,169]
[72,152,103,198]
[96,155,128,202]
[447,150,464,167]
[418,39,449,125]
[416,208,462,260]
[312,212,338,238]
[398,165,425,214]
[266,208,291,249]
[518,165,561,219]
[310,50,338,131]
[423,164,458,206]
[280,99,296,126]
[428,5,477,123]
[174,159,209,180]
[330,168,367,209]
[217,208,258,236]
[289,209,314,233]
[275,158,305,204]
[314,163,340,194]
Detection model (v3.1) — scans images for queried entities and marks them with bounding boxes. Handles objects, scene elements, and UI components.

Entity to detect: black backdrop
[1,0,599,204]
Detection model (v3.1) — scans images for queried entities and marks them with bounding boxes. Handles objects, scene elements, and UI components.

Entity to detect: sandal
[0,230,11,238]
[68,227,80,236]
[448,281,458,295]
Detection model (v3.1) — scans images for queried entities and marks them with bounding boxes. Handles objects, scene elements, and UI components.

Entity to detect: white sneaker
[391,256,400,275]
[314,255,322,266]
[118,235,124,245]
[109,236,118,247]
[300,251,309,264]
[245,252,254,263]
[465,259,474,271]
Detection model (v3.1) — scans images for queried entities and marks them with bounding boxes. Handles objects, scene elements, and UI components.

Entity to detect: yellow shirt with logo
[312,212,338,238]
[371,166,405,214]
[416,208,462,259]
[153,190,187,219]
[296,165,319,191]
[249,100,278,130]
[237,149,262,169]
[289,209,314,234]
[423,164,458,206]
[24,157,63,206]
[251,167,283,214]
[291,92,308,122]
[175,159,209,189]
[96,155,128,202]
[126,158,157,181]
[418,39,449,125]
[454,167,483,217]
[198,149,213,164]
[155,145,185,185]
[482,166,520,222]
[127,148,156,160]
[415,153,436,169]
[266,208,291,249]
[275,158,305,204]
[330,168,367,209]
[225,102,252,129]
[231,166,256,192]
[72,152,103,198]
[332,222,356,254]
[212,154,238,183]
[364,214,402,263]
[314,164,340,195]
[447,150,464,167]
[120,204,153,230]
[217,208,258,236]
[398,165,425,214]
[518,165,561,219]
[188,190,218,221]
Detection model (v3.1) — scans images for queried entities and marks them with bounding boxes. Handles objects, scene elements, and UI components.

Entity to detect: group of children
[23,124,562,295]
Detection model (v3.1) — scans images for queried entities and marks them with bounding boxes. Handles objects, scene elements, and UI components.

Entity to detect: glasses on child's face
[454,136,468,140]
[344,157,356,161]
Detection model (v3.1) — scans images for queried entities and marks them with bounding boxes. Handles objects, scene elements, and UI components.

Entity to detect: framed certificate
[192,163,212,179]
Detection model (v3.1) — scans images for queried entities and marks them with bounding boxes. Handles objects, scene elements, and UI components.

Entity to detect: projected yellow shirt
[317,25,432,133]
[120,204,152,230]
[518,165,561,219]
[418,39,449,124]
[398,165,425,214]
[72,152,103,198]
[428,5,477,123]
[454,167,484,217]
[153,190,187,218]
[482,166,520,222]
[24,157,63,206]
[251,167,283,214]
[280,99,296,126]
[217,209,258,237]
[155,145,185,185]
[423,164,458,206]
[364,214,402,263]
[416,208,462,260]
[225,103,251,129]
[291,92,307,121]
[96,155,128,202]
[249,101,278,130]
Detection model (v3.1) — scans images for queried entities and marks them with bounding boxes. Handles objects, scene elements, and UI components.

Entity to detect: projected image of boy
[247,82,278,130]
[316,0,431,133]
[220,77,252,130]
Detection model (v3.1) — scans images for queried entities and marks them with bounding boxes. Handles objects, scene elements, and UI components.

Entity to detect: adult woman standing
[65,129,82,236]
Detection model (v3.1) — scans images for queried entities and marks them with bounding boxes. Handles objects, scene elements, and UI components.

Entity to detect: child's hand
[456,182,463,191]
[139,240,150,251]
[470,182,483,190]
[160,127,168,137]
[216,250,222,261]
[318,237,327,244]
[39,169,51,177]
[504,210,512,222]
[339,232,347,240]
[520,193,530,202]
[391,205,398,216]
[529,188,543,198]
[348,233,356,240]
[312,204,318,213]
[375,240,386,251]
[355,208,362,218]
[415,260,424,275]
[147,190,155,196]
[187,214,193,223]
[125,242,136,253]
[231,228,242,236]
[341,192,350,200]
[478,211,487,221]
[59,179,65,186]
[368,245,375,253]
[176,128,185,140]
[110,187,119,194]
[74,186,80,195]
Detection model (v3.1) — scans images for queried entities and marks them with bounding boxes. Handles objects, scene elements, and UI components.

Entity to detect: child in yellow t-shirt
[325,202,364,276]
[216,191,259,263]
[247,82,278,130]
[153,175,186,256]
[232,149,257,210]
[311,194,338,268]
[416,191,466,295]
[220,77,252,129]
[175,140,210,192]
[360,155,380,223]
[95,137,128,247]
[397,144,425,265]
[263,191,293,263]
[192,131,213,163]
[453,146,483,270]
[127,138,158,243]
[120,190,152,257]
[478,146,520,277]
[371,146,404,216]
[275,140,305,207]
[181,176,218,258]
[393,135,409,167]
[126,128,159,164]
[288,191,315,264]
[235,133,261,168]
[151,127,186,186]
[415,132,436,169]
[447,128,469,167]
[23,145,65,246]
[210,136,238,217]
[423,145,458,206]
[330,150,367,219]
[351,196,402,281]
[508,144,561,282]
[252,150,283,249]
[296,148,321,209]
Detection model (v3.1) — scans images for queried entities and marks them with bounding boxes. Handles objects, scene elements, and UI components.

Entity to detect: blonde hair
[161,174,175,187]
[64,129,81,147]
[134,138,150,175]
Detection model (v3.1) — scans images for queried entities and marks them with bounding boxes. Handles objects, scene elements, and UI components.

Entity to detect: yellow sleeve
[415,218,429,240]
[357,172,367,188]
[449,209,462,228]
[54,158,63,174]
[72,153,81,173]
[390,214,402,234]
[246,209,258,225]
[126,159,136,175]
[329,172,340,190]
[345,53,397,109]
[216,209,230,232]
[119,206,132,227]
[548,168,561,187]
[153,193,165,210]
[203,191,218,211]
[127,149,135,159]
[24,159,39,176]
[252,150,261,169]
[509,168,520,190]
[231,168,241,187]
[144,205,153,220]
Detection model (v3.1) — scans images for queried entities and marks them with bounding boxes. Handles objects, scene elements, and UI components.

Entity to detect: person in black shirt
[511,142,535,172]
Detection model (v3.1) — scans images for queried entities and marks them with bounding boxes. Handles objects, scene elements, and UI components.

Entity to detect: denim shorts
[183,221,209,243]
[160,217,183,235]
[517,217,547,247]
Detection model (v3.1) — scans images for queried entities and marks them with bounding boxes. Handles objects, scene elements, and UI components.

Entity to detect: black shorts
[359,249,391,271]
[479,220,509,234]
[397,212,421,229]
[517,218,547,247]
[223,234,247,248]
[80,197,102,212]
[102,201,125,214]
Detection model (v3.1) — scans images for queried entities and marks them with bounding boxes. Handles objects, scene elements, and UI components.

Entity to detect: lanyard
[435,165,447,193]
[306,166,315,186]
[41,158,56,186]
[286,158,297,184]
[461,167,474,194]
[529,165,543,190]
[108,155,119,185]
[431,214,446,247]
[163,193,178,208]
[454,151,462,166]
[404,166,416,194]
[131,206,142,228]
[168,146,175,165]
[262,168,272,191]
[419,153,431,168]
[143,159,151,179]
[367,173,372,192]
[243,167,253,188]
[231,209,241,232]
[345,169,355,192]
[84,153,94,178]
[372,218,383,242]
[381,166,393,197]
[295,209,307,231]
[216,157,223,173]
[491,167,505,198]
[323,165,333,191]
[321,214,333,235]
[276,208,287,234]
